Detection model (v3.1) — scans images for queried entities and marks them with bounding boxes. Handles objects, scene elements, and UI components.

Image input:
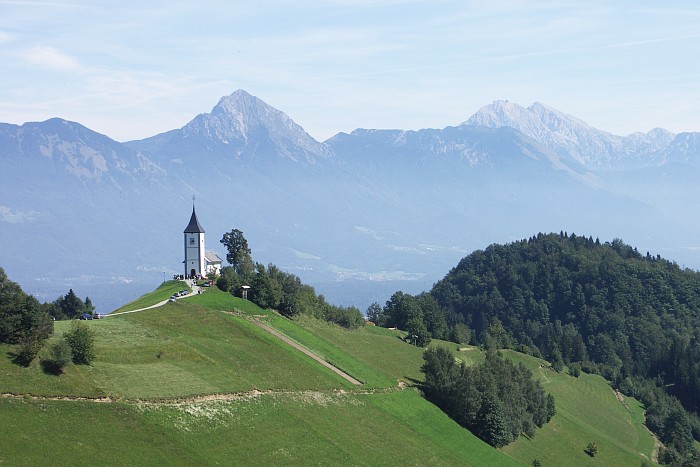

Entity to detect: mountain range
[1,90,699,312]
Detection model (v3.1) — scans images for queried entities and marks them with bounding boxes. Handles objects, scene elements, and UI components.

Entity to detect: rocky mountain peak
[210,89,295,132]
[131,90,331,164]
[462,100,678,169]
[464,100,532,128]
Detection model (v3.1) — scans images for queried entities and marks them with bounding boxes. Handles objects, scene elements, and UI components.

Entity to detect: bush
[585,441,598,457]
[63,321,95,364]
[42,339,72,374]
[13,336,42,366]
[569,362,582,377]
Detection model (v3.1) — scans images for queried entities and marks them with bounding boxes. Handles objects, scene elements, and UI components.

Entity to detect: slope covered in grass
[277,314,658,466]
[0,389,520,466]
[111,280,187,313]
[0,285,520,466]
[501,350,657,466]
[0,283,658,466]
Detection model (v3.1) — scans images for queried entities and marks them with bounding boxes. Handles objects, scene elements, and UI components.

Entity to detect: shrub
[13,336,42,366]
[42,339,72,374]
[569,362,582,377]
[585,441,598,457]
[63,321,95,364]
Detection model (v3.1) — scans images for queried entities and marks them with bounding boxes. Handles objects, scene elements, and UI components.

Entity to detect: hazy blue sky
[1,1,698,142]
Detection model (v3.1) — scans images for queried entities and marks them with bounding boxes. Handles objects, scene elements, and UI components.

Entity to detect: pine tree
[476,393,511,447]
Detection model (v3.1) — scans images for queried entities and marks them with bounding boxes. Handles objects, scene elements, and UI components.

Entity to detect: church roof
[184,207,205,233]
[205,251,222,264]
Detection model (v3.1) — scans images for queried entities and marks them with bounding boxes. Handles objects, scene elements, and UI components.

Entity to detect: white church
[183,205,222,278]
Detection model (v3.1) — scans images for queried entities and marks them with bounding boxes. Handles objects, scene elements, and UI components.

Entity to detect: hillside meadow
[0,285,657,465]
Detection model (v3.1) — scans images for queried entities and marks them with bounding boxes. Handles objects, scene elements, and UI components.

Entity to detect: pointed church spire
[184,201,205,233]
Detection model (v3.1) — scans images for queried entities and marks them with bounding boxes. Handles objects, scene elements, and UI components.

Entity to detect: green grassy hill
[0,285,658,465]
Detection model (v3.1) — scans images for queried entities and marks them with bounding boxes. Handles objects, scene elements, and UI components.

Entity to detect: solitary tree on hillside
[220,229,254,277]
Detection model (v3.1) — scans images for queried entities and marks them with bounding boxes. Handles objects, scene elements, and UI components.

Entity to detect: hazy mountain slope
[0,118,181,307]
[662,132,700,167]
[1,93,699,313]
[464,100,680,169]
[127,89,332,166]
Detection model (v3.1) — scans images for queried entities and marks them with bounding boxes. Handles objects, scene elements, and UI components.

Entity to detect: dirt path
[105,281,198,317]
[0,384,409,406]
[251,319,362,386]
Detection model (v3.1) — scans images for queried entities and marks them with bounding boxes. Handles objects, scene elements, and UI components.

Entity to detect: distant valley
[1,90,699,312]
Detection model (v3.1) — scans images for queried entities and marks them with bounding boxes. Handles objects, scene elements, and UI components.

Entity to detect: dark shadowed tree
[61,289,84,319]
[383,291,422,330]
[0,268,53,365]
[365,302,383,324]
[220,229,254,277]
[406,317,431,347]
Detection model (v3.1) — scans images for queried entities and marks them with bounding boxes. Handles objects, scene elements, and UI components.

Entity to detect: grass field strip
[250,319,363,386]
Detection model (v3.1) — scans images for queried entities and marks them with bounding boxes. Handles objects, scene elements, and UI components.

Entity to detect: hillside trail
[104,280,200,317]
[71,282,363,388]
[250,319,362,386]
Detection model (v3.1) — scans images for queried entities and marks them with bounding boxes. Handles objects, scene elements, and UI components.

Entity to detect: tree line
[0,267,96,370]
[217,229,364,329]
[379,233,700,465]
[422,347,555,447]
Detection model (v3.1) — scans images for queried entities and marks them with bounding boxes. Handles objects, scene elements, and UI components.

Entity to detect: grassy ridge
[92,304,357,398]
[0,284,659,465]
[185,288,426,387]
[110,280,186,313]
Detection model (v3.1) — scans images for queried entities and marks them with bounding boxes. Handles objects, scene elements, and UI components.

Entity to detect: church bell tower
[184,201,205,278]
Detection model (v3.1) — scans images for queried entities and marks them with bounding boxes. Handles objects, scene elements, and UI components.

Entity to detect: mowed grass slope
[0,284,658,465]
[501,350,657,466]
[0,390,520,466]
[0,285,520,466]
[269,317,658,466]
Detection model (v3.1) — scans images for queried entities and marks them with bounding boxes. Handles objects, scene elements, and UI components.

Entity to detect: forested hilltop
[374,233,700,465]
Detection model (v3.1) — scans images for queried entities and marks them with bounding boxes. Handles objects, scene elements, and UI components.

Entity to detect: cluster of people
[172,274,204,281]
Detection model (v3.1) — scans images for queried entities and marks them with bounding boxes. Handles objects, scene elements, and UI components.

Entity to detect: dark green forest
[375,233,700,465]
[422,347,555,448]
